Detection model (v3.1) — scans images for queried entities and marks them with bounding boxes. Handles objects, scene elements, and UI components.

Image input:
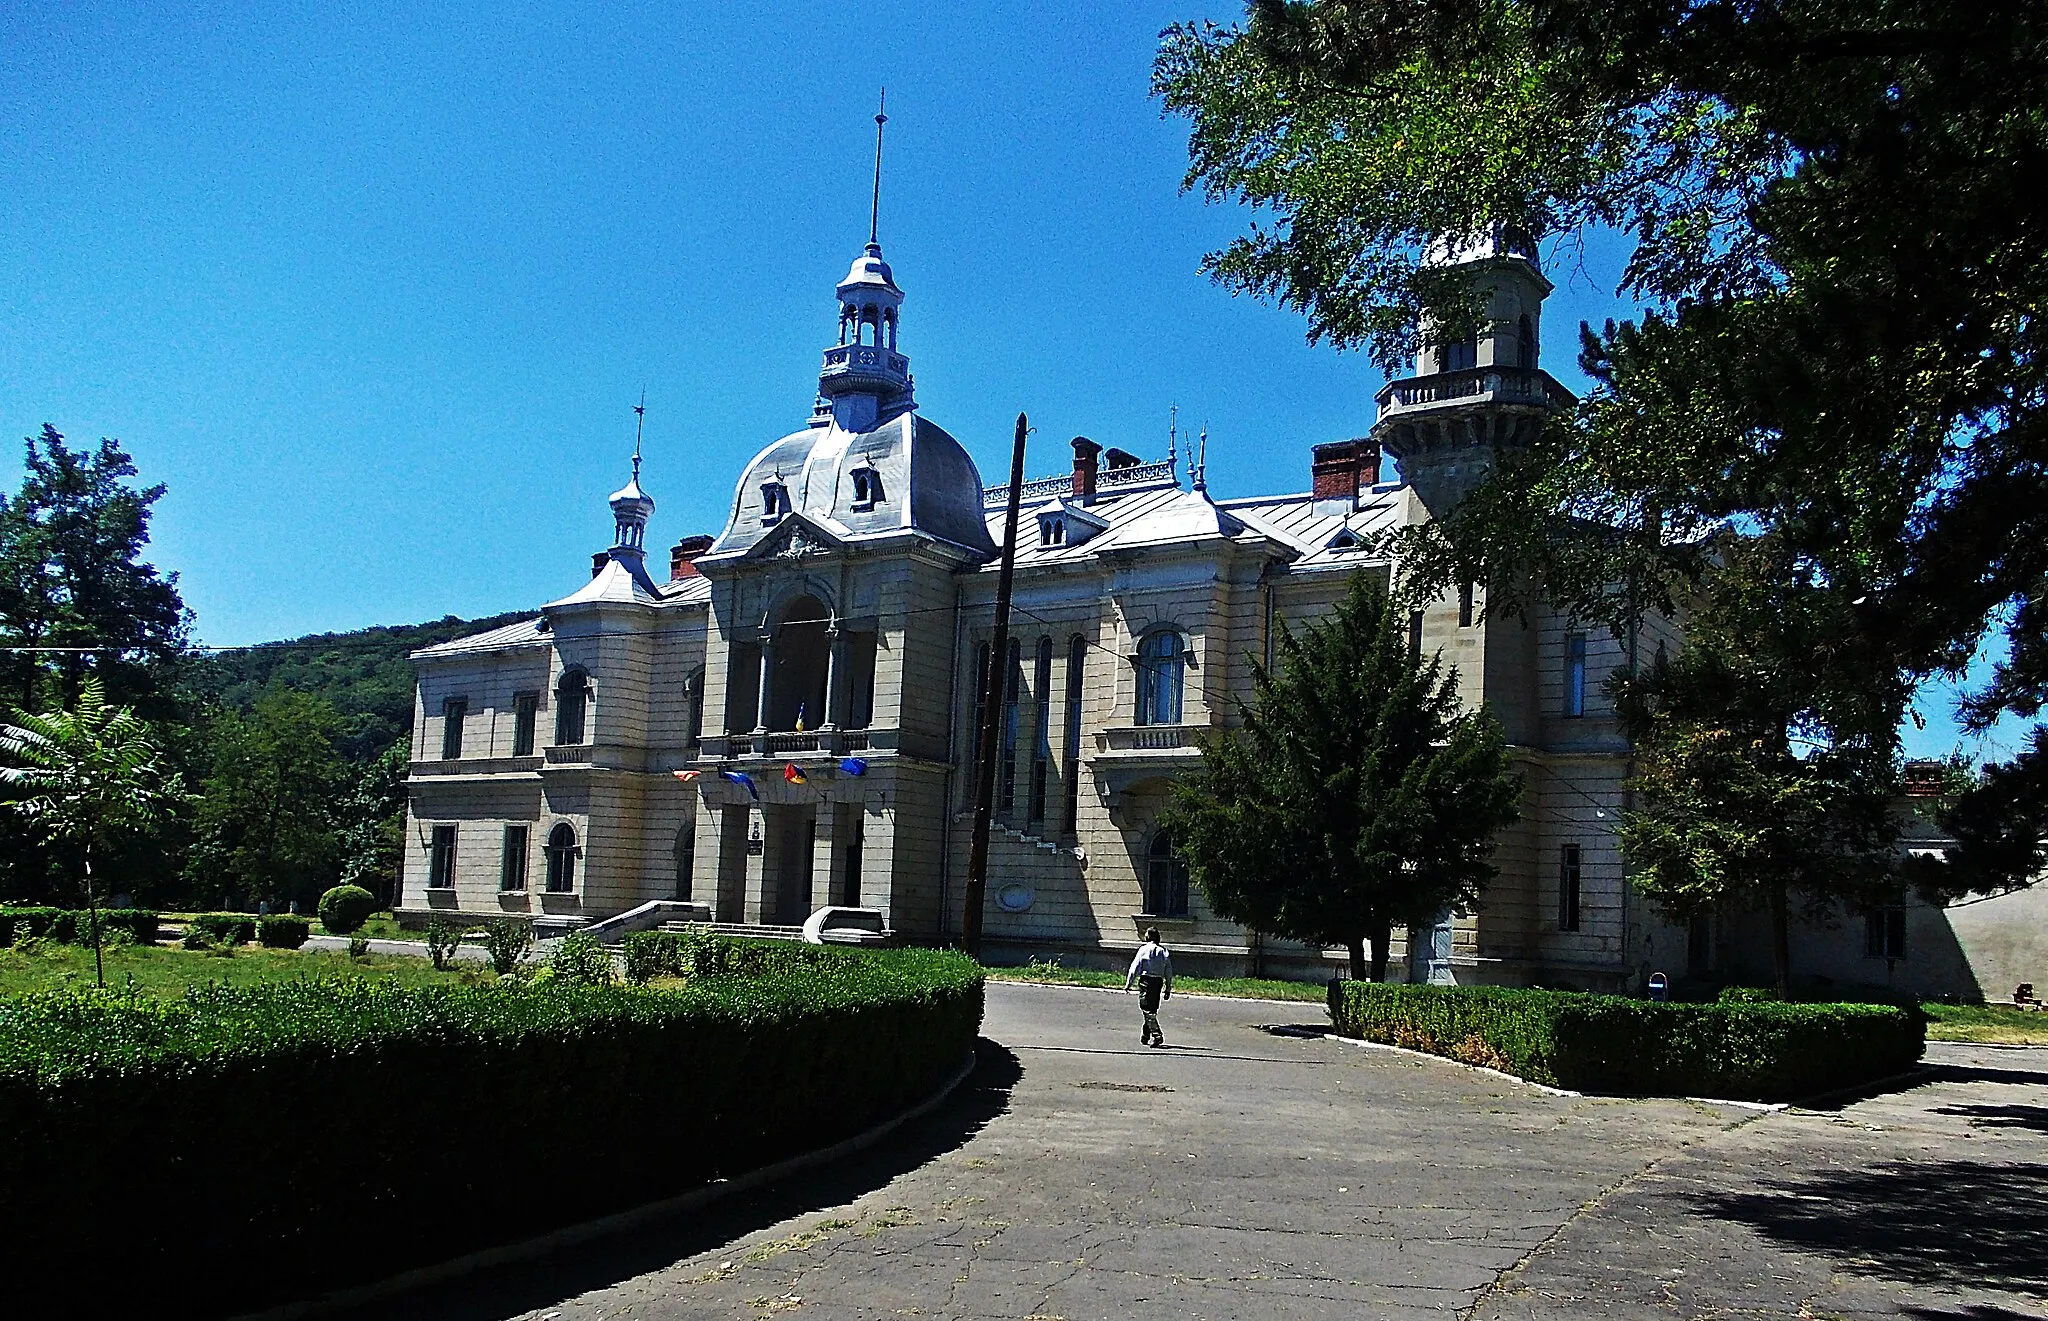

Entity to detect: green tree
[335,737,408,907]
[1616,548,1902,996]
[1155,1,2048,891]
[0,425,190,714]
[1161,577,1522,980]
[186,691,350,912]
[0,677,182,985]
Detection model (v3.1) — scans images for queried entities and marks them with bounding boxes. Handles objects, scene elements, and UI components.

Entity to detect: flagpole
[963,413,1027,960]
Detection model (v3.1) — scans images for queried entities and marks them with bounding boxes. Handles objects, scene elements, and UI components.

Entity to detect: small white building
[400,228,1699,988]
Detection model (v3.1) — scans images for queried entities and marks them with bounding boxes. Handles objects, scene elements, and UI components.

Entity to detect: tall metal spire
[632,385,646,482]
[869,88,887,246]
[1195,422,1209,493]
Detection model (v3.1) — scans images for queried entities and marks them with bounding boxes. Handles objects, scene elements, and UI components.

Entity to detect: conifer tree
[1162,577,1522,980]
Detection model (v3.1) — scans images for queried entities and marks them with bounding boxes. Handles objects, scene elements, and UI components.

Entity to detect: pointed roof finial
[869,88,887,247]
[1195,422,1209,493]
[632,385,646,482]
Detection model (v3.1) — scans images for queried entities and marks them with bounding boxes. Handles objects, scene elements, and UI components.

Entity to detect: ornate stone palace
[398,228,1699,988]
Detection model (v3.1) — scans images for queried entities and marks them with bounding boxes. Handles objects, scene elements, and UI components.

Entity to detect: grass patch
[0,939,495,998]
[985,960,1328,1002]
[1922,1001,2048,1044]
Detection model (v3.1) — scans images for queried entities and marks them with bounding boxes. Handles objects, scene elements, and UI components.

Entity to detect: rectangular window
[1558,844,1581,932]
[1458,580,1475,628]
[1028,637,1053,822]
[428,825,457,890]
[441,698,467,760]
[1062,635,1086,833]
[1866,906,1907,959]
[1563,632,1588,717]
[999,638,1022,812]
[512,692,538,757]
[500,824,529,891]
[1408,610,1425,663]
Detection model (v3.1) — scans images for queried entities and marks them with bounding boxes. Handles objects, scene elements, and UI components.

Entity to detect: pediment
[745,513,844,562]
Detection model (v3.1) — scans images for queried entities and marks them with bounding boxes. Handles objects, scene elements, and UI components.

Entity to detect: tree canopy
[1156,0,2048,890]
[1161,576,1522,979]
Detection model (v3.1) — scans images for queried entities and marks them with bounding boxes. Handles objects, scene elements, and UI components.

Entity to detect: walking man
[1125,926,1174,1047]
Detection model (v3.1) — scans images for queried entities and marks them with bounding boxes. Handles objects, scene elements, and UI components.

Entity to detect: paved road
[362,982,1780,1320]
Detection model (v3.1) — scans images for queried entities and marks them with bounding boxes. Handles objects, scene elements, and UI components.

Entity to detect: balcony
[1095,725,1197,753]
[408,755,543,779]
[701,728,895,759]
[544,744,596,765]
[819,343,908,392]
[1374,366,1573,421]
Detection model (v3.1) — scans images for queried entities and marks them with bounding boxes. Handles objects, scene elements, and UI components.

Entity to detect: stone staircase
[658,919,807,942]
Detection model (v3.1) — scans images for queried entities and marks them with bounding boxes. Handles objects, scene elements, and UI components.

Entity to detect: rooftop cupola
[818,94,914,433]
[603,410,659,590]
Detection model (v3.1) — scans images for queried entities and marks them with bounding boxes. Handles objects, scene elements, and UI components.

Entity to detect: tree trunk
[1346,936,1367,981]
[84,840,104,989]
[1368,915,1392,982]
[1769,876,1792,999]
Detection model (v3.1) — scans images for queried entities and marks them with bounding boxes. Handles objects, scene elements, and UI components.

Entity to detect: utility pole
[962,412,1027,959]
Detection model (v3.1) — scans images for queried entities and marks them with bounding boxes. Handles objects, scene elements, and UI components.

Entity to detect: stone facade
[400,231,1697,989]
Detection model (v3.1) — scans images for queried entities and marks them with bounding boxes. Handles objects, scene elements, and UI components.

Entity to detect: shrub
[1327,981,1924,1102]
[546,931,615,986]
[0,907,157,947]
[190,913,256,946]
[424,920,464,971]
[257,916,310,949]
[347,933,371,959]
[181,926,214,952]
[622,928,837,984]
[316,885,377,936]
[478,920,532,975]
[0,948,983,1315]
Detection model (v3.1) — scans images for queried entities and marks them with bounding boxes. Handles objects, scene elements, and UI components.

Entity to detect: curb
[1314,1029,1585,1097]
[227,1049,980,1321]
[987,975,1329,1008]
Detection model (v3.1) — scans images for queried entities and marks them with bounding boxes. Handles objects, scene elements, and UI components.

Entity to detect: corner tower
[1373,229,1574,517]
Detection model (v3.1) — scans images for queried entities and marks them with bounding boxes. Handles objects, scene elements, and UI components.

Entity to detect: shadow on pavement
[1924,1060,2048,1088]
[1901,1307,2048,1321]
[341,1039,1024,1321]
[1694,1159,2048,1294]
[1932,1102,2048,1133]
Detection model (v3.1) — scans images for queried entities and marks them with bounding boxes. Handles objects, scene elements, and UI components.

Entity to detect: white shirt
[1125,941,1173,991]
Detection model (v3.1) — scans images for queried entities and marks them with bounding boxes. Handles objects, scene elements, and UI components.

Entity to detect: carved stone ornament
[767,523,832,560]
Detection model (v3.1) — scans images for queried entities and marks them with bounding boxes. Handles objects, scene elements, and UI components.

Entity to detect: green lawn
[0,940,496,999]
[1921,1001,2048,1044]
[985,961,1329,1003]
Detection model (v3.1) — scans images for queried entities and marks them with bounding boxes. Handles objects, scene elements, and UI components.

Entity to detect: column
[811,802,844,908]
[821,626,844,731]
[753,633,775,736]
[742,805,770,923]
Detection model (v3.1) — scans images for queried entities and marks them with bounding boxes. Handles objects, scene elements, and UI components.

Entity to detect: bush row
[0,946,984,1316]
[0,906,158,947]
[622,927,844,984]
[1327,981,1924,1101]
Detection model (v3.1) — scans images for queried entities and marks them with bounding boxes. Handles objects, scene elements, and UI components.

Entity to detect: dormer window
[1040,514,1067,547]
[761,480,790,524]
[1326,527,1364,553]
[850,464,884,510]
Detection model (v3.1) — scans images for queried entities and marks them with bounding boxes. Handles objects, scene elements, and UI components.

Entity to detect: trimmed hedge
[0,906,159,947]
[316,884,376,935]
[256,915,311,949]
[1328,981,1923,1101]
[623,928,842,984]
[0,946,982,1316]
[189,912,258,946]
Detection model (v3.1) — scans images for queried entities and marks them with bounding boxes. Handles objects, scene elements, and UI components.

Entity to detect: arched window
[686,670,705,748]
[672,824,694,901]
[1146,830,1190,917]
[555,668,590,745]
[1062,634,1086,833]
[545,823,578,893]
[1517,313,1538,369]
[1135,631,1185,726]
[761,480,790,523]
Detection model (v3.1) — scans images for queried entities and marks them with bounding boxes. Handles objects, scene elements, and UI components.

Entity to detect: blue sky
[0,3,2007,761]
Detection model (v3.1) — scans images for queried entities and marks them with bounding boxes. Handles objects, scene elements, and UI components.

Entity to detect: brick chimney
[591,550,610,578]
[1311,439,1379,514]
[1071,436,1101,503]
[669,534,715,581]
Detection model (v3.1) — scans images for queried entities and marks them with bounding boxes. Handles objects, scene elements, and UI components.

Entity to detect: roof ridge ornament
[870,88,887,248]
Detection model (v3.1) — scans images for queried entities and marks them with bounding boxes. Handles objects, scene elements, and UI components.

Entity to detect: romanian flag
[784,763,809,786]
[794,702,807,732]
[672,769,701,782]
[719,769,759,799]
[839,757,868,777]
